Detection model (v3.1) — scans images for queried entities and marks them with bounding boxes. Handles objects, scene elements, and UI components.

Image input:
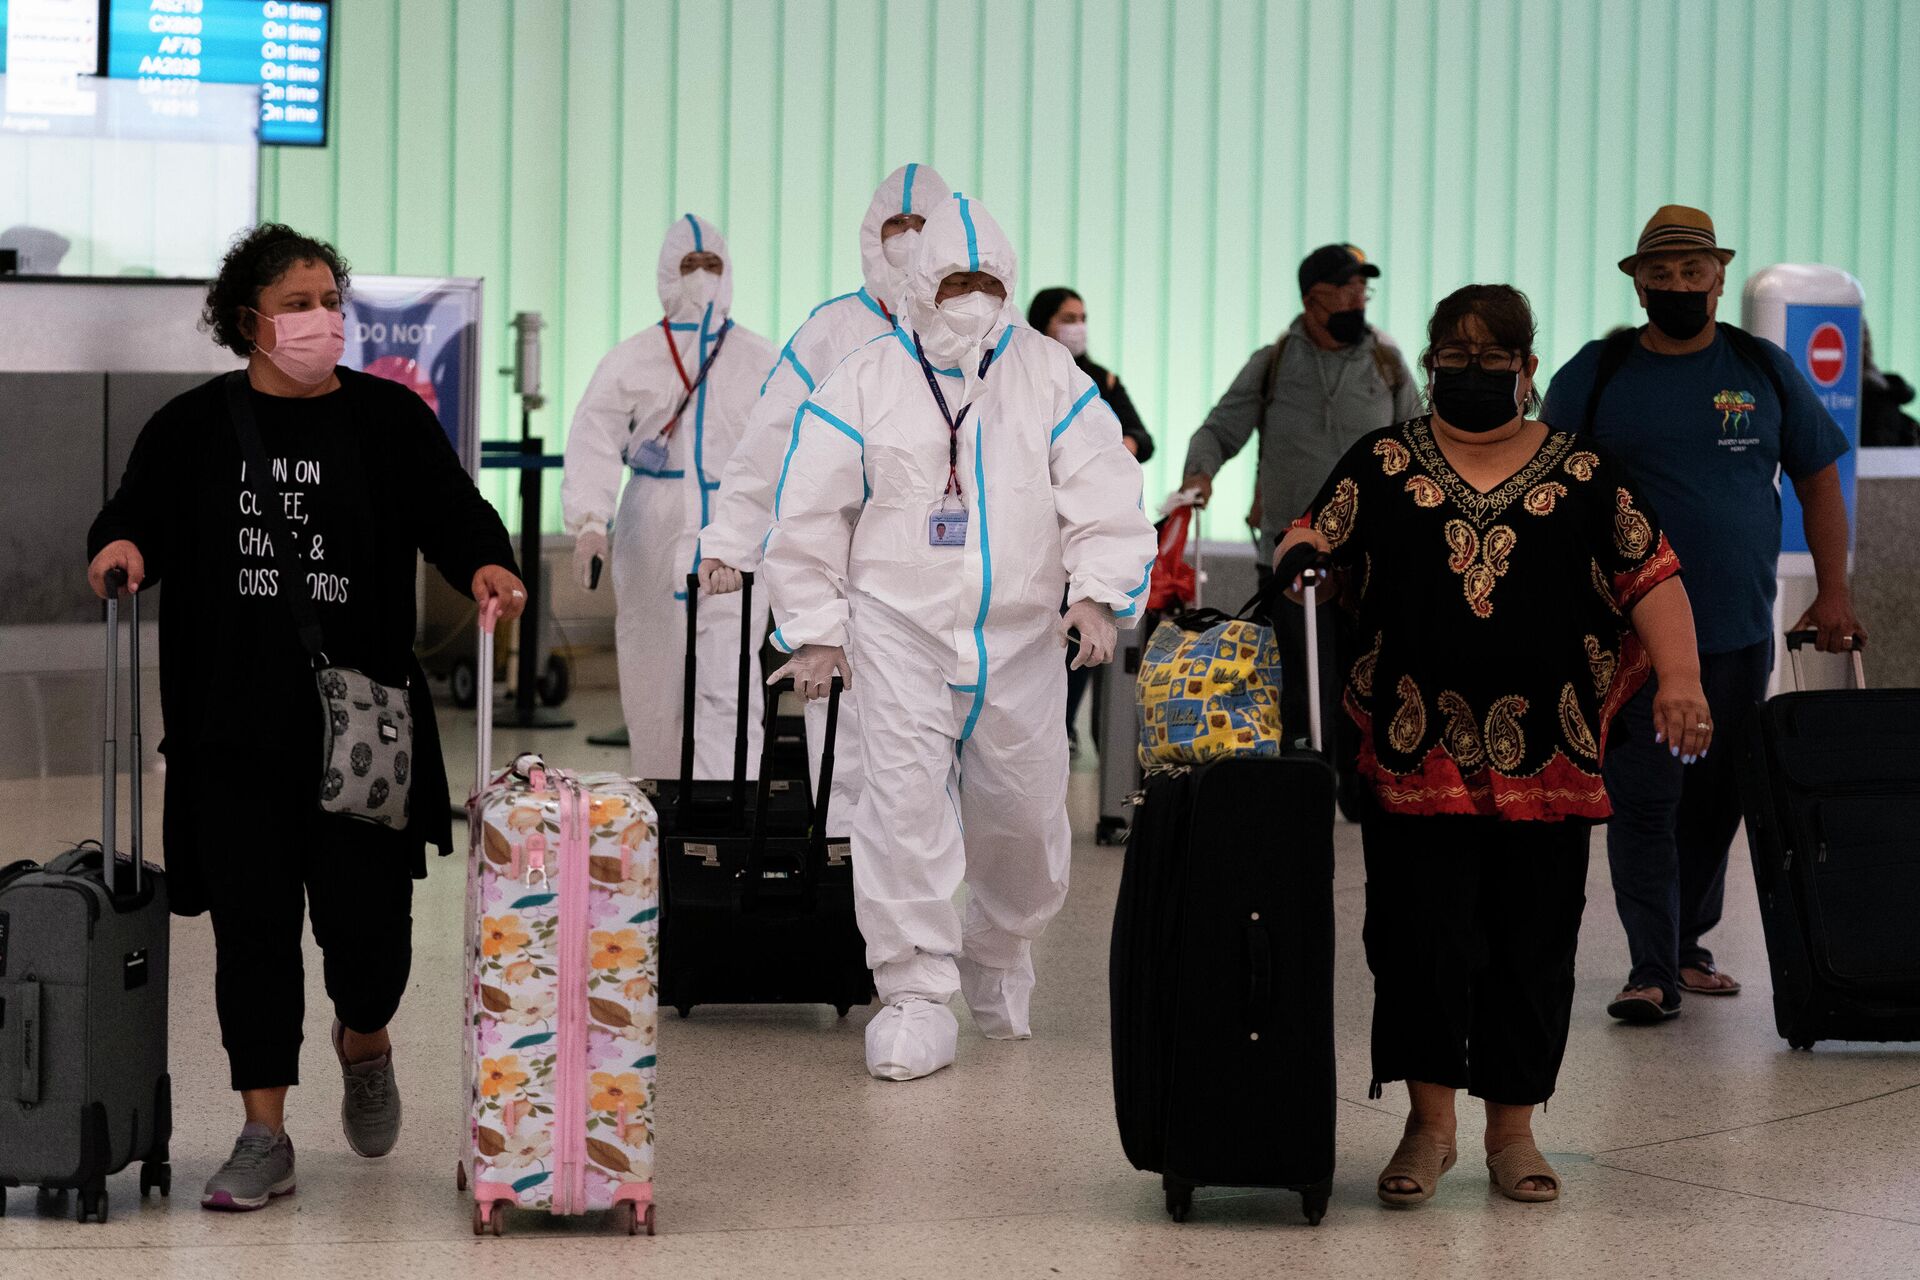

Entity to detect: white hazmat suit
[561,214,776,780]
[702,163,948,834]
[763,195,1156,1078]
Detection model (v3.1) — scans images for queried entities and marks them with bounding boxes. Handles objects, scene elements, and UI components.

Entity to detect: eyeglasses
[1431,345,1524,373]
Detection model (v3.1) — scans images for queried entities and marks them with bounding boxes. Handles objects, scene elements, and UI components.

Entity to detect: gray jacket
[1185,317,1420,550]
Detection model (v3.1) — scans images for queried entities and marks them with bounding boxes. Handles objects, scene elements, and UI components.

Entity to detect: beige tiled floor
[6,688,1920,1280]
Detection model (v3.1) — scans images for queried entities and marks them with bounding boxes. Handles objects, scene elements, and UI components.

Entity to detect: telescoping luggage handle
[476,597,499,794]
[101,568,144,897]
[1785,629,1866,692]
[742,675,843,908]
[678,570,756,829]
[1270,541,1333,757]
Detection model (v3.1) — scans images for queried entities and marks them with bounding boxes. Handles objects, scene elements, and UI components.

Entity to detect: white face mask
[1054,321,1088,358]
[938,289,1001,342]
[882,229,921,269]
[675,267,722,316]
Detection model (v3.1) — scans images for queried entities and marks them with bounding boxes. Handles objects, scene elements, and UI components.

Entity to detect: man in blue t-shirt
[1541,205,1862,1026]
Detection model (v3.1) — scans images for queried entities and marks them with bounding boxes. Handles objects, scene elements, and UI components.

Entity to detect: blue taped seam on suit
[781,345,815,391]
[855,288,888,321]
[672,590,688,601]
[891,326,960,376]
[1049,385,1100,443]
[901,162,919,213]
[958,197,980,272]
[684,213,703,251]
[632,466,687,478]
[960,417,992,742]
[811,291,857,317]
[988,324,1016,366]
[770,627,793,654]
[772,404,808,520]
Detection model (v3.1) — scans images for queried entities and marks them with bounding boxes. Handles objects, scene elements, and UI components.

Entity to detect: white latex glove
[698,557,744,596]
[767,644,853,700]
[573,526,610,590]
[1058,600,1117,670]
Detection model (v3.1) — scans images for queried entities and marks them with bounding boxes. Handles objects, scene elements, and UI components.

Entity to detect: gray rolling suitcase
[0,571,171,1222]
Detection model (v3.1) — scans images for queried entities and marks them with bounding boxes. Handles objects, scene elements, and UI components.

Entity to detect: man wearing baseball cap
[1182,244,1419,806]
[1541,205,1859,1026]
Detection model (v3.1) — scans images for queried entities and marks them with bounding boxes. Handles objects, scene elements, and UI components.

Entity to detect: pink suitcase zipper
[460,603,659,1236]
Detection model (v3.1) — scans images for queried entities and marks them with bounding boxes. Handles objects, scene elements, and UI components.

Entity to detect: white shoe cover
[958,953,1035,1040]
[864,999,959,1081]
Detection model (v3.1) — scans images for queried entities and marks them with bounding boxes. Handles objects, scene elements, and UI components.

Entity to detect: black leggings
[1360,808,1590,1106]
[187,759,416,1092]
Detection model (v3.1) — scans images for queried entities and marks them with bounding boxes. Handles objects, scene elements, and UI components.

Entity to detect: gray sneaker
[201,1123,295,1211]
[333,1020,402,1157]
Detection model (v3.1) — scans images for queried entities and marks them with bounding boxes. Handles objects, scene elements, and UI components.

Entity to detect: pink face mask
[253,306,345,385]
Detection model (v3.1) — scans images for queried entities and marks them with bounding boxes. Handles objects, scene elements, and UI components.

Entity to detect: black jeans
[187,753,416,1091]
[1601,640,1772,1004]
[1361,809,1591,1106]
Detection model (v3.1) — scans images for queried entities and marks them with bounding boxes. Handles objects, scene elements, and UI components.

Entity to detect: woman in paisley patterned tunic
[1274,285,1712,1208]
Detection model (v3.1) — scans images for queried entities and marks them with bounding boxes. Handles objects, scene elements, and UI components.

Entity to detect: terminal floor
[5,686,1919,1280]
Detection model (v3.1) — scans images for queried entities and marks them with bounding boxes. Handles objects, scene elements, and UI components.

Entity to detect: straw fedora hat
[1618,205,1737,275]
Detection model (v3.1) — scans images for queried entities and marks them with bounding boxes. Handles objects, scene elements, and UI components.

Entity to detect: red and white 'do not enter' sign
[1807,322,1847,387]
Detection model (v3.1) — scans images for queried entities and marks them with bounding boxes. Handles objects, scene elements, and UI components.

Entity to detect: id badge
[927,504,969,548]
[634,434,671,473]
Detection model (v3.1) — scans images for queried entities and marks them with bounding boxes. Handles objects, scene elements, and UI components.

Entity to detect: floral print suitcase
[462,752,658,1236]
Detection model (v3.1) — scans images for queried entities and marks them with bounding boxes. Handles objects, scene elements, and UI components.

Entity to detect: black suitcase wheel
[1301,1190,1329,1226]
[449,658,478,710]
[1095,816,1129,846]
[835,1003,853,1018]
[1162,1176,1193,1223]
[676,1004,693,1019]
[35,1186,67,1216]
[0,1187,6,1217]
[1789,1037,1815,1051]
[78,1182,107,1224]
[140,1160,172,1199]
[538,655,571,707]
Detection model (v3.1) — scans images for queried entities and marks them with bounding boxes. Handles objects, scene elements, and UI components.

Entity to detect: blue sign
[105,0,331,146]
[1779,303,1861,554]
[343,278,485,476]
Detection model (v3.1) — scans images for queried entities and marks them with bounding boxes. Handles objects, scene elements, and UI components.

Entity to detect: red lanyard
[655,318,731,437]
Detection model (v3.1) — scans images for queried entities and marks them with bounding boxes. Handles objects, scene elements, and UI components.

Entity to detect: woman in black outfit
[1028,286,1154,749]
[86,224,525,1211]
[1276,285,1712,1209]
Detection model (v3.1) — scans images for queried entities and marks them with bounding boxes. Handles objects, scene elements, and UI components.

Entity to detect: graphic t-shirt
[1540,329,1849,653]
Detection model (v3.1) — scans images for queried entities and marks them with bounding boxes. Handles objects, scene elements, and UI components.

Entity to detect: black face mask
[1324,307,1367,345]
[1430,366,1522,434]
[1644,288,1711,340]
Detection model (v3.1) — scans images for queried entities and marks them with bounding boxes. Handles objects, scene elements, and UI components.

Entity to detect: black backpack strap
[1717,323,1792,411]
[1581,327,1641,435]
[1255,333,1289,440]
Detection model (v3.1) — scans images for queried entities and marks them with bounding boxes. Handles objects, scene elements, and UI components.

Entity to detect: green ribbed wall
[260,0,1920,528]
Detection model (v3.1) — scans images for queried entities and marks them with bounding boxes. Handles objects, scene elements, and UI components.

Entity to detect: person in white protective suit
[762,194,1157,1081]
[561,214,777,780]
[698,162,949,834]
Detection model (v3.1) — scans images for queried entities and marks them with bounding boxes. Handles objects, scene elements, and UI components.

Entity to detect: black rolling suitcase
[640,571,810,836]
[0,571,171,1222]
[1740,630,1920,1049]
[657,662,874,1019]
[1110,560,1336,1226]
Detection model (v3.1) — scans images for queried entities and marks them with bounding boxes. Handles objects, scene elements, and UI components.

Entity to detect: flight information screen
[105,0,330,145]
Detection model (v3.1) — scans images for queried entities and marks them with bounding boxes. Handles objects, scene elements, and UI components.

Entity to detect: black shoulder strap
[1718,323,1792,410]
[226,371,327,663]
[1256,334,1290,437]
[1581,327,1641,434]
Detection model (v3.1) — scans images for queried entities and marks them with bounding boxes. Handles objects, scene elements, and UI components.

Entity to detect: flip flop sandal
[1377,1132,1457,1207]
[1487,1141,1561,1203]
[1679,966,1742,996]
[1607,989,1680,1023]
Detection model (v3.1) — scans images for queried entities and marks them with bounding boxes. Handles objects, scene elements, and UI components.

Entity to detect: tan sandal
[1376,1132,1457,1206]
[1487,1141,1561,1202]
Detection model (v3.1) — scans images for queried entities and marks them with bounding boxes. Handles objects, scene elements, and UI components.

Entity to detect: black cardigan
[1077,354,1155,463]
[87,369,516,915]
